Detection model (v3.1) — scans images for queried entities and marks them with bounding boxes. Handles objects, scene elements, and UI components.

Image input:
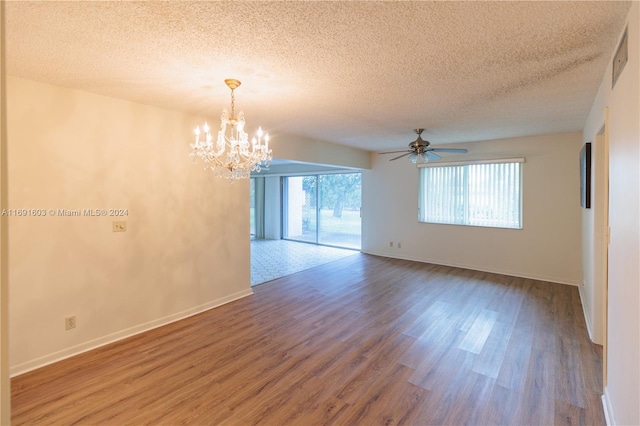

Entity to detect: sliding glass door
[283,173,361,249]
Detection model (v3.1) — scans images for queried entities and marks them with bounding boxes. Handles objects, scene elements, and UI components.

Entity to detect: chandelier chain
[230,88,235,119]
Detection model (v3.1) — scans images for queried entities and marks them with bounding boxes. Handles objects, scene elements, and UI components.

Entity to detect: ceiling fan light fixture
[408,153,418,164]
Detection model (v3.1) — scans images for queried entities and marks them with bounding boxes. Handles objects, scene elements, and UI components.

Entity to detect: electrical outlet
[398,242,402,249]
[389,241,393,247]
[65,316,76,330]
[113,220,127,232]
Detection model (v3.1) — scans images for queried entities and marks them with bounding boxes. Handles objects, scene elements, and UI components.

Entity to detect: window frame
[418,158,524,229]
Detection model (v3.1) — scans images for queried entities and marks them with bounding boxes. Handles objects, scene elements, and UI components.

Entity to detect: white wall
[362,132,583,285]
[7,77,252,375]
[263,176,281,240]
[269,133,370,170]
[583,4,640,424]
[257,162,349,176]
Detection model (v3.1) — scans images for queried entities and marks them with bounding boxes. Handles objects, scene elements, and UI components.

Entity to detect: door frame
[594,109,610,385]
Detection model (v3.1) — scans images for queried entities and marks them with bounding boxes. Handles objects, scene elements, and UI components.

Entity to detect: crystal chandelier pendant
[189,79,272,181]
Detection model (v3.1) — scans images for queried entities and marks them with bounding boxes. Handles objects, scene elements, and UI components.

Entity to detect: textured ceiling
[5,1,631,152]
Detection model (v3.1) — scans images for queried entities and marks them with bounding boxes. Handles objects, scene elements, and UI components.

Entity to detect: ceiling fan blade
[379,150,410,154]
[431,148,468,153]
[390,152,412,161]
[426,151,441,160]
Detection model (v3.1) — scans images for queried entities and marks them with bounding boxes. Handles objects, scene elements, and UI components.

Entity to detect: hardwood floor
[12,254,605,425]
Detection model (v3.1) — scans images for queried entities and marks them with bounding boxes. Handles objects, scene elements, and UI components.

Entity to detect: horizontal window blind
[419,161,522,229]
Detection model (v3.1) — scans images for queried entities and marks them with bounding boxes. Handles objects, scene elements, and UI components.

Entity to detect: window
[419,159,523,229]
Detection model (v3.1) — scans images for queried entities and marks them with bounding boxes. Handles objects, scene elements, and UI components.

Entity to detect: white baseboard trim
[10,288,253,377]
[361,250,581,286]
[602,388,615,426]
[577,284,595,342]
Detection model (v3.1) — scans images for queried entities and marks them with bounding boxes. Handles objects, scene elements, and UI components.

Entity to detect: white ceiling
[5,1,631,152]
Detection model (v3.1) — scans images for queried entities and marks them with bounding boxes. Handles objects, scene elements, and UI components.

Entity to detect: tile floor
[250,239,359,286]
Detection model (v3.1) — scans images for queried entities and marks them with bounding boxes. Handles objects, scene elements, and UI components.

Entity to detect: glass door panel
[283,176,316,243]
[318,174,361,249]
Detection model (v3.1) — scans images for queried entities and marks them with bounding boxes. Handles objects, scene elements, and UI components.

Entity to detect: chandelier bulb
[203,122,209,133]
[194,126,200,136]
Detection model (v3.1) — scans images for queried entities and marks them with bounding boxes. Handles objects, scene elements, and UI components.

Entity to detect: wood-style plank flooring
[12,254,604,425]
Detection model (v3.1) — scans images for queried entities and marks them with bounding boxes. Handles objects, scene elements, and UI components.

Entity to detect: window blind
[419,161,522,229]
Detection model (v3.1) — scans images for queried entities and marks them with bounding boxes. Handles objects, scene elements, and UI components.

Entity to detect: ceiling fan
[379,129,468,164]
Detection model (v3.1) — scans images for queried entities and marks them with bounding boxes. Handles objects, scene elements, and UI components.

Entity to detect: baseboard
[361,250,581,286]
[601,388,615,426]
[578,284,595,342]
[10,288,253,377]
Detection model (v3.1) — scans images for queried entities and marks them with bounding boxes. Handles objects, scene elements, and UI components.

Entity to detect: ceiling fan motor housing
[377,128,468,162]
[410,136,430,151]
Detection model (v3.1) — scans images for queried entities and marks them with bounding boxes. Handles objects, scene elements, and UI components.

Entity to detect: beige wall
[0,1,10,422]
[583,3,640,424]
[362,132,583,285]
[7,77,252,374]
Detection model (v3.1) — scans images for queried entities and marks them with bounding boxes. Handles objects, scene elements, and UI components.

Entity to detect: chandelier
[189,79,272,181]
